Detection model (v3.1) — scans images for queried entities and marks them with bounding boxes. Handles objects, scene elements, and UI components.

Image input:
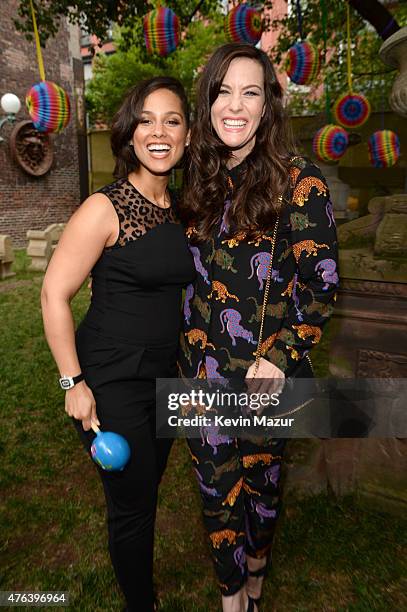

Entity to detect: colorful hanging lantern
[333,93,371,129]
[368,130,400,168]
[287,41,320,85]
[225,5,263,45]
[313,124,349,162]
[26,81,70,134]
[143,7,180,57]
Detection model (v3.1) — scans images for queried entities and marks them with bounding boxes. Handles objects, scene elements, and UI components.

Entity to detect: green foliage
[86,12,227,124]
[265,0,407,116]
[15,0,221,47]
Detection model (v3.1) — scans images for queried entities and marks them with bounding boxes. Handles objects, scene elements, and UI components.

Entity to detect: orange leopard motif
[253,333,278,357]
[293,324,322,344]
[289,165,301,187]
[222,231,247,248]
[208,280,239,303]
[209,529,244,549]
[281,276,306,297]
[292,240,328,261]
[243,453,282,468]
[247,233,274,247]
[185,329,215,350]
[292,176,328,207]
[222,477,243,507]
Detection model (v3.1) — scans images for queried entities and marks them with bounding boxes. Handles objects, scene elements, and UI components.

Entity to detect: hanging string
[346,1,353,93]
[29,0,46,81]
[295,0,304,40]
[320,0,331,121]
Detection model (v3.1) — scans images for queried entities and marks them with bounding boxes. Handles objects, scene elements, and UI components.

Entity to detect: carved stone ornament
[379,26,407,118]
[9,120,53,177]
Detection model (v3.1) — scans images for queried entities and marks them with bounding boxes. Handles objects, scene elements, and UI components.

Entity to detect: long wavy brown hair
[179,43,297,241]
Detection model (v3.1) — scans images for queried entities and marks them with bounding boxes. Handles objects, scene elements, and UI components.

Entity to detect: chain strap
[253,206,280,377]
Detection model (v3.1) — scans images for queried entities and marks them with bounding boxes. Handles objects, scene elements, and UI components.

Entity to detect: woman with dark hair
[178,43,339,612]
[41,76,195,611]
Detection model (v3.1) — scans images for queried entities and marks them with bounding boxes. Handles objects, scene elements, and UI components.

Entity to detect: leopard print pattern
[292,240,329,261]
[209,529,244,549]
[208,280,239,303]
[185,328,215,350]
[99,178,178,249]
[293,324,322,344]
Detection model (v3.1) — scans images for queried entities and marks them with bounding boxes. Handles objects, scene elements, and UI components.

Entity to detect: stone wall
[0,0,85,246]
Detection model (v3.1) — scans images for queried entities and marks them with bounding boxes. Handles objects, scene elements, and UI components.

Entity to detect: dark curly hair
[110,76,190,179]
[179,43,297,241]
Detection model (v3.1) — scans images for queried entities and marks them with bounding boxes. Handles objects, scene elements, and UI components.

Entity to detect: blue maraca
[90,423,131,471]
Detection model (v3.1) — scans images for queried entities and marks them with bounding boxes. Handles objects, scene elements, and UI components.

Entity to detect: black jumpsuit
[73,178,195,611]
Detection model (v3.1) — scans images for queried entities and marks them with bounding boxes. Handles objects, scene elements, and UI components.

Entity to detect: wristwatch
[59,373,84,390]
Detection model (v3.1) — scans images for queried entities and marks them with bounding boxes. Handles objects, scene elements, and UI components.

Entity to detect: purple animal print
[250,499,277,523]
[326,199,335,228]
[249,252,283,290]
[249,252,270,290]
[233,545,246,575]
[195,356,227,386]
[264,464,281,487]
[292,273,304,322]
[315,258,339,290]
[194,468,221,497]
[183,283,194,325]
[271,268,284,283]
[190,246,210,285]
[200,423,233,455]
[220,308,256,346]
[218,200,231,237]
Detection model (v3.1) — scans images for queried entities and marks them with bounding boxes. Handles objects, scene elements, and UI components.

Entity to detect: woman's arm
[41,193,117,430]
[266,163,339,377]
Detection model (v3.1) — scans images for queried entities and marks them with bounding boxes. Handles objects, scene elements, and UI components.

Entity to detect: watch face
[60,377,73,390]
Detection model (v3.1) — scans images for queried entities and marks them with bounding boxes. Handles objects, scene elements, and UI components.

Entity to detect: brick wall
[0,0,83,246]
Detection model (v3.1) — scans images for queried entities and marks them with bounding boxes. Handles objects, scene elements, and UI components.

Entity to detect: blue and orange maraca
[90,422,131,471]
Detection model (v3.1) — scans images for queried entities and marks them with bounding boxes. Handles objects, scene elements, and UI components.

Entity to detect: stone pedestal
[0,234,15,280]
[379,26,407,118]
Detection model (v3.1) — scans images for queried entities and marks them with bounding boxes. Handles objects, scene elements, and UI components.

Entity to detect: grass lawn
[0,252,406,611]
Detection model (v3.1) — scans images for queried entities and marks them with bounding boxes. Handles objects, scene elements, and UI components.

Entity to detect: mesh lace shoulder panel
[98,178,178,248]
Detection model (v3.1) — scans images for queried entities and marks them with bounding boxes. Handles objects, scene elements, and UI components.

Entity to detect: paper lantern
[225,5,262,45]
[368,130,400,168]
[26,81,70,134]
[313,124,349,162]
[287,41,320,85]
[333,93,371,129]
[143,7,180,57]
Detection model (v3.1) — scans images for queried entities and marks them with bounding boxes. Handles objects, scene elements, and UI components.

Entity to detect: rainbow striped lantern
[26,81,70,134]
[143,7,180,57]
[368,130,400,168]
[334,93,371,129]
[225,4,262,45]
[287,41,320,85]
[313,124,349,162]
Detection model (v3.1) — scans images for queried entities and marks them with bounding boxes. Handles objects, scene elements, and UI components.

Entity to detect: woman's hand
[64,381,100,431]
[246,357,285,395]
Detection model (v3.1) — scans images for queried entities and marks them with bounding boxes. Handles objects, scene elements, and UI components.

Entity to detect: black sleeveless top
[82,177,196,346]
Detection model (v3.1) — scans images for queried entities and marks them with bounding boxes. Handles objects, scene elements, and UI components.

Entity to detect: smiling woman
[40,76,195,612]
[178,42,339,612]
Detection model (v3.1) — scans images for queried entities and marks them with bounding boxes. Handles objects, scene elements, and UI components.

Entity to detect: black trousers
[74,323,176,612]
